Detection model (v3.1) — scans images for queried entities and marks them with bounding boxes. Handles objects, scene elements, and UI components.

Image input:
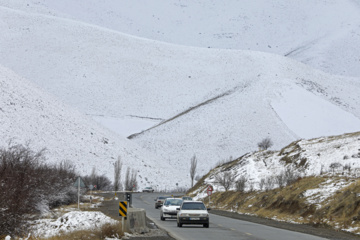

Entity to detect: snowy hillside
[1,0,360,78]
[190,131,360,199]
[1,1,360,185]
[0,65,186,190]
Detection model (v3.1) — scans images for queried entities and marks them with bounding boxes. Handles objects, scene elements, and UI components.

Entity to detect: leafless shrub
[343,155,349,160]
[275,172,286,188]
[343,163,351,173]
[329,162,342,174]
[248,182,254,192]
[124,167,138,191]
[235,176,247,192]
[259,178,265,191]
[215,171,236,191]
[83,173,112,191]
[0,144,76,236]
[284,168,299,186]
[257,137,273,150]
[190,155,197,187]
[265,176,275,191]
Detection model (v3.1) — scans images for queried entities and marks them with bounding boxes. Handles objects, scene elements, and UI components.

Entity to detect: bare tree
[190,155,197,187]
[114,156,123,192]
[215,171,236,191]
[344,163,351,173]
[124,167,138,191]
[258,137,273,150]
[259,178,265,191]
[235,176,247,192]
[265,176,275,191]
[329,162,342,174]
[275,171,285,188]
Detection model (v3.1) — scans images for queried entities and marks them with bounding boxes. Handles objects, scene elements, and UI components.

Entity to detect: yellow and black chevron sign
[119,201,127,218]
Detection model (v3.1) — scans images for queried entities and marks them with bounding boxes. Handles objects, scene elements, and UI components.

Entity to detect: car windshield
[164,199,183,206]
[158,197,167,200]
[182,197,192,200]
[181,202,206,210]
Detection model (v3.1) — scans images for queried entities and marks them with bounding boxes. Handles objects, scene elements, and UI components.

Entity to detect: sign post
[119,201,128,232]
[73,177,86,210]
[207,185,213,207]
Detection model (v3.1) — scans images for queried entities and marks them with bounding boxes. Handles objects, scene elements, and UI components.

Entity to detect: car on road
[181,196,193,201]
[177,201,210,228]
[154,196,167,209]
[160,198,183,221]
[142,187,154,193]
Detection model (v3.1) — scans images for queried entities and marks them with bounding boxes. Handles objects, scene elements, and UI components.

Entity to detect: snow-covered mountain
[2,0,360,78]
[0,65,186,190]
[1,1,360,187]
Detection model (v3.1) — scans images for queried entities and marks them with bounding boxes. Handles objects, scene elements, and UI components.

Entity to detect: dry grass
[27,222,123,240]
[200,176,360,234]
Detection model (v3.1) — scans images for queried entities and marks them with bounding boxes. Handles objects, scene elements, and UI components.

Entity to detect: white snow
[29,211,118,238]
[0,0,360,188]
[271,84,360,139]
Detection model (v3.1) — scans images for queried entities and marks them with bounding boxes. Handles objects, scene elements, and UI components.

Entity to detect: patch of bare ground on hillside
[197,176,360,240]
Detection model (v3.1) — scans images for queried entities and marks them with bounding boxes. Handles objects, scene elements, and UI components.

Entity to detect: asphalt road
[132,192,328,240]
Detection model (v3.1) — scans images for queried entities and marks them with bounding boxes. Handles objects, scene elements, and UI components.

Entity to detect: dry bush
[215,171,236,191]
[235,176,247,192]
[257,137,273,150]
[27,223,123,240]
[0,144,77,236]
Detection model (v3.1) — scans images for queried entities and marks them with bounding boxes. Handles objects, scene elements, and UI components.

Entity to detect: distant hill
[1,1,360,187]
[0,65,186,190]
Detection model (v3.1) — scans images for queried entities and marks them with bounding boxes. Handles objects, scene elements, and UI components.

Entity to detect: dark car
[142,187,154,193]
[155,196,167,209]
[177,201,210,228]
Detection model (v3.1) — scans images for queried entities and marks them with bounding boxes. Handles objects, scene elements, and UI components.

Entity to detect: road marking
[246,233,252,236]
[230,228,236,231]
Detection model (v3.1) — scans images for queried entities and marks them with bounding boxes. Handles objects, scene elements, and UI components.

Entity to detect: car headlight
[179,213,189,217]
[200,213,209,217]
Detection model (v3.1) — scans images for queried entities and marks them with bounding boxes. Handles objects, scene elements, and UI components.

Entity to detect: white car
[160,198,183,221]
[176,201,210,228]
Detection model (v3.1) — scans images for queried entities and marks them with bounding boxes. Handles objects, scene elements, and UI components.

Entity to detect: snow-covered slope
[189,131,360,199]
[0,65,185,190]
[2,0,360,78]
[1,1,360,186]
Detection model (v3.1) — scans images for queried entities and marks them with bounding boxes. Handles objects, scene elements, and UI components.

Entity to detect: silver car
[160,198,183,220]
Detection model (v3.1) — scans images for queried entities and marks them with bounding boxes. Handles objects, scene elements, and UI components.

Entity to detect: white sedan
[176,201,210,228]
[160,198,183,221]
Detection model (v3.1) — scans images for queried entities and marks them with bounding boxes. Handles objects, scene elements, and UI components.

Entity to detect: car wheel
[203,223,209,228]
[160,214,165,221]
[177,221,182,227]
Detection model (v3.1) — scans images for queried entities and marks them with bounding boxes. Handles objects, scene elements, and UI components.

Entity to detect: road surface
[132,192,328,240]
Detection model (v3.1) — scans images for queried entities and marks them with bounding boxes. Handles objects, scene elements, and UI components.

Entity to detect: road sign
[207,185,213,196]
[73,177,86,188]
[119,201,128,219]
